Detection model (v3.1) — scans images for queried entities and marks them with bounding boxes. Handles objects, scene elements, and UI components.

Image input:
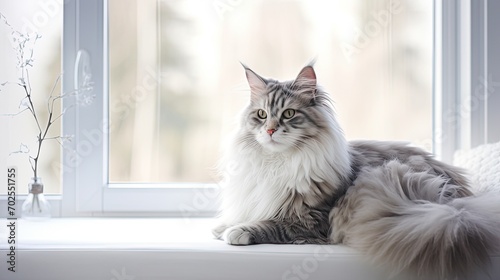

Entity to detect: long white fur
[218,104,350,226]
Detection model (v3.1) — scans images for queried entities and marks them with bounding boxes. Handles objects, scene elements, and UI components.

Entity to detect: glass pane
[1,1,63,194]
[108,0,433,183]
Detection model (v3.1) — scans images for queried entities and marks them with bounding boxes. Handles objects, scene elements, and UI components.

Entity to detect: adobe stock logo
[282,246,336,280]
[341,0,403,62]
[213,0,243,20]
[21,0,63,34]
[110,267,135,280]
[53,66,166,175]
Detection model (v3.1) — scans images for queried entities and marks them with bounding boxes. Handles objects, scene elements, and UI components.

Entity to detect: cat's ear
[242,63,267,98]
[292,66,317,95]
[296,66,316,83]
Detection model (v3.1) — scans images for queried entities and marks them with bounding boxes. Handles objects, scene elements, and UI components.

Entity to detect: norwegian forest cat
[212,63,500,279]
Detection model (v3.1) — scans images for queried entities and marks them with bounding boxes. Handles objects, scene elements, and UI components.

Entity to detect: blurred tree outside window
[109,0,433,184]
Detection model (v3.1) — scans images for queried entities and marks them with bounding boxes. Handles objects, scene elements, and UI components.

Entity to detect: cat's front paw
[223,225,254,245]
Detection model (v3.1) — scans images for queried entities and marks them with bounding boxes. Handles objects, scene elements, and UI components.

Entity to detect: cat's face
[242,65,323,153]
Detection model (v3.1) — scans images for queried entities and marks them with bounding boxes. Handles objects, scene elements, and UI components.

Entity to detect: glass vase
[22,177,51,220]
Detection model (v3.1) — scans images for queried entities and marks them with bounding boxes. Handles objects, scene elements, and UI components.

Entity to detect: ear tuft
[241,63,267,98]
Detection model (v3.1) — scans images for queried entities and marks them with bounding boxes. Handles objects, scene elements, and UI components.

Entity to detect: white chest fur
[219,143,346,225]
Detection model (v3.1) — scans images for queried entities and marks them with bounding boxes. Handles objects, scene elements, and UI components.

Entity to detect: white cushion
[454,141,500,194]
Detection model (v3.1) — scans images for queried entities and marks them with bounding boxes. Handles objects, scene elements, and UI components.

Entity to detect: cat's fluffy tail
[331,160,500,279]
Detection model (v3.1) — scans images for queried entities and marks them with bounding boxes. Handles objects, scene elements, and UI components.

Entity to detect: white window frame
[433,0,500,163]
[4,0,490,217]
[61,0,218,216]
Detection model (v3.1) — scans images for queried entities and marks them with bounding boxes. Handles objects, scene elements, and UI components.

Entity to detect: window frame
[61,0,218,216]
[433,0,500,163]
[34,0,498,217]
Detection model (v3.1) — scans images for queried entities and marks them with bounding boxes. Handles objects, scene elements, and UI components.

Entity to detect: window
[2,0,497,217]
[107,0,434,184]
[62,0,435,215]
[433,0,500,162]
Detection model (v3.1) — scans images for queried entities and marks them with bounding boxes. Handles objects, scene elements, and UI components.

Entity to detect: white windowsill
[0,218,498,280]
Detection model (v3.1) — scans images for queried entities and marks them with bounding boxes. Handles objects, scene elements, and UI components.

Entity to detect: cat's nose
[267,129,276,135]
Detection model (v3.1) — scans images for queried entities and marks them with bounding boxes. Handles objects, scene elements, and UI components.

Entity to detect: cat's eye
[257,109,267,119]
[283,109,295,119]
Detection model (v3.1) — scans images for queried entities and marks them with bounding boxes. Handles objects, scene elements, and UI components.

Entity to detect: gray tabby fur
[213,64,500,279]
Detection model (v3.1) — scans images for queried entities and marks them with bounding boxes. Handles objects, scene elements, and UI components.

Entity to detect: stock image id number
[7,167,17,216]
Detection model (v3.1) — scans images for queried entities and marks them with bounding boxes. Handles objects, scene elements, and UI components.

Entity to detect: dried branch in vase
[1,13,94,219]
